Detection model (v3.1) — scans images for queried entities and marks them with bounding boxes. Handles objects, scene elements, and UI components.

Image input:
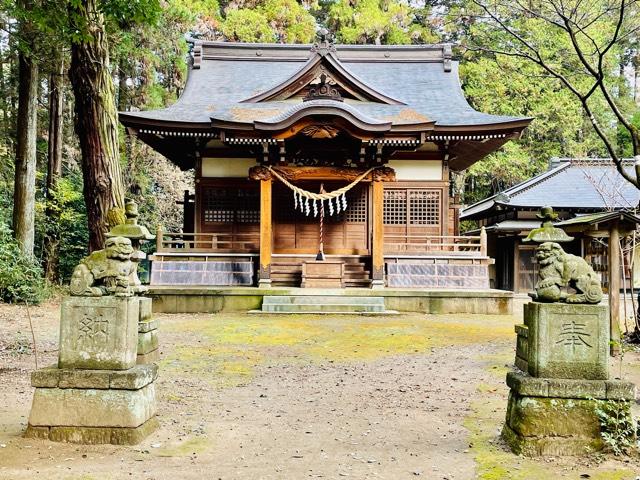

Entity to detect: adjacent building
[461,158,640,292]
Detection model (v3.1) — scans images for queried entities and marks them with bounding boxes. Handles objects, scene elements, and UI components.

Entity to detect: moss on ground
[159,313,515,387]
[154,435,213,458]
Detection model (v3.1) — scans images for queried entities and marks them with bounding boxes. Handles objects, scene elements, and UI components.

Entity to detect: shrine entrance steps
[271,257,371,288]
[253,295,394,314]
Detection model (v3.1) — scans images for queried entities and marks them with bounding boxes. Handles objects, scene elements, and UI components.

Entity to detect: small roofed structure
[120,37,531,289]
[461,158,640,293]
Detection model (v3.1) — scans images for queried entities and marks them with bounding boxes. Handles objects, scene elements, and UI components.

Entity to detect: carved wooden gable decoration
[241,39,404,106]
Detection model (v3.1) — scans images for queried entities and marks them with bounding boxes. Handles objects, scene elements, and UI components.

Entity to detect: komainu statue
[69,236,136,297]
[532,242,603,304]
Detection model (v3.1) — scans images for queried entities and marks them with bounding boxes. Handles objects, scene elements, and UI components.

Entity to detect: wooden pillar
[371,178,384,289]
[480,226,487,257]
[259,178,272,288]
[156,225,163,253]
[609,224,621,355]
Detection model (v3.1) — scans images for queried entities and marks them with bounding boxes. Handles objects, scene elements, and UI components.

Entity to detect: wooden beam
[249,165,396,182]
[371,179,384,288]
[609,223,621,355]
[259,178,273,287]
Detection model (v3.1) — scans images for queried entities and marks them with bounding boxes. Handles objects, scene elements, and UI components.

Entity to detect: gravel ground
[1,300,639,479]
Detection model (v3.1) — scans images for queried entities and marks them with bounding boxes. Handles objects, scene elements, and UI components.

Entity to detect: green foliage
[221,0,316,43]
[327,0,438,45]
[221,8,275,42]
[618,111,640,158]
[594,399,637,456]
[0,223,48,304]
[42,172,90,281]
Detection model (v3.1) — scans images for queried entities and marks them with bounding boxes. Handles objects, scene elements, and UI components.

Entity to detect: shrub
[0,223,49,304]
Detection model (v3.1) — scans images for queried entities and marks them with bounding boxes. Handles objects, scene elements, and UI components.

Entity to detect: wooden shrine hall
[119,37,531,290]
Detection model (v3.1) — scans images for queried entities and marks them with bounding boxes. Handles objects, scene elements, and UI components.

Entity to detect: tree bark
[43,55,64,281]
[12,19,39,257]
[69,0,126,252]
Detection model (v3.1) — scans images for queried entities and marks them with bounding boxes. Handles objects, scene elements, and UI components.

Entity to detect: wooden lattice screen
[202,187,260,224]
[383,188,441,227]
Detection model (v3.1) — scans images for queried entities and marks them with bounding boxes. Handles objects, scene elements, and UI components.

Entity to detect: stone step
[261,295,386,313]
[262,303,386,313]
[263,295,385,305]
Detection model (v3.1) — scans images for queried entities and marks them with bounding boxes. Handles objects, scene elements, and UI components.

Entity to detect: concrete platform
[147,286,513,315]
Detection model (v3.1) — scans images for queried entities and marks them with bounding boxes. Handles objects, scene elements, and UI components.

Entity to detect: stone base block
[59,296,140,370]
[137,329,158,355]
[25,417,159,445]
[503,371,635,456]
[524,302,609,380]
[27,364,157,445]
[137,349,160,364]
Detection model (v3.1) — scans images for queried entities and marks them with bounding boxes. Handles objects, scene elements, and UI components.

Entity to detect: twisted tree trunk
[69,0,125,252]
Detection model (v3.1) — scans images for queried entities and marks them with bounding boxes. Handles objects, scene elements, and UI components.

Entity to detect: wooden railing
[155,226,487,257]
[384,228,487,256]
[156,227,260,253]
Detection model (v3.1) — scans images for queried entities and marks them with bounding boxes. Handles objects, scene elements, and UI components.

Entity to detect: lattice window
[235,189,260,223]
[383,189,407,225]
[202,187,259,224]
[344,186,367,223]
[409,189,440,225]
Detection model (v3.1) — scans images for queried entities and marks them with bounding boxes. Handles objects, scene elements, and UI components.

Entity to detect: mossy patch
[154,435,212,458]
[159,313,516,388]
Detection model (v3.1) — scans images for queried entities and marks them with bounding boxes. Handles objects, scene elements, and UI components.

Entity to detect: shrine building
[119,38,531,291]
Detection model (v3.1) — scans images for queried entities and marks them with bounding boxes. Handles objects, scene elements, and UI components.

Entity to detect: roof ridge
[462,160,569,213]
[509,161,571,198]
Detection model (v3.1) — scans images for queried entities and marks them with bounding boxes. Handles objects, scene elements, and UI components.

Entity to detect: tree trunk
[12,44,39,257]
[43,56,64,282]
[69,0,126,252]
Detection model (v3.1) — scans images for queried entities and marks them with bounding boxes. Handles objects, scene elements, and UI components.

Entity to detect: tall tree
[68,0,160,251]
[43,52,64,281]
[69,0,127,251]
[469,0,640,188]
[12,0,39,256]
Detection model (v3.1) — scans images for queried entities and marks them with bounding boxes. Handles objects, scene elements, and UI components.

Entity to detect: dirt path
[0,302,639,479]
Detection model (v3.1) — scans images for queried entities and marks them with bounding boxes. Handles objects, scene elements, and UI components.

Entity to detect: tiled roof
[461,158,640,219]
[120,41,529,129]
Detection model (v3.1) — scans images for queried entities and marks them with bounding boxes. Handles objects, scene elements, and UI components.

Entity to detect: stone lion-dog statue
[69,236,137,297]
[533,241,603,304]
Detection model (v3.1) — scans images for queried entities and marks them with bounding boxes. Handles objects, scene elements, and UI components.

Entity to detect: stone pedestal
[26,364,158,444]
[137,297,159,364]
[59,296,139,370]
[26,296,158,445]
[522,302,609,380]
[502,371,634,456]
[504,302,636,456]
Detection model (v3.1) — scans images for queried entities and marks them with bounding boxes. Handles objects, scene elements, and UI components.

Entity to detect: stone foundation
[27,364,158,445]
[503,371,635,456]
[25,417,159,445]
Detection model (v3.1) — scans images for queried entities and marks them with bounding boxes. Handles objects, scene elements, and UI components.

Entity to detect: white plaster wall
[201,158,257,177]
[388,160,442,181]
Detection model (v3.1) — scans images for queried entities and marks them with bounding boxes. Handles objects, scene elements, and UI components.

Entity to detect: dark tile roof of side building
[461,158,640,220]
